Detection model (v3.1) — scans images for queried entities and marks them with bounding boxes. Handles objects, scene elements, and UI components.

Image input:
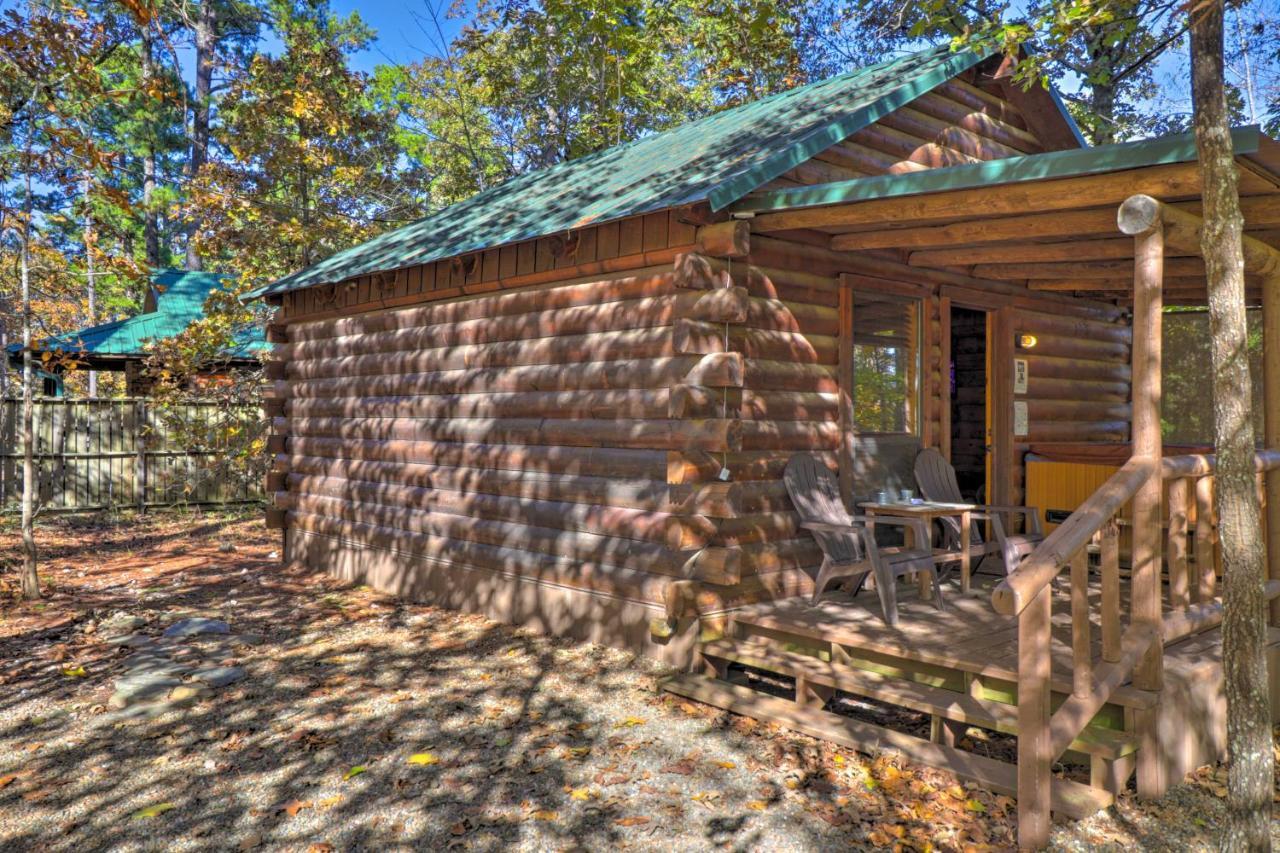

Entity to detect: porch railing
[993,449,1280,848]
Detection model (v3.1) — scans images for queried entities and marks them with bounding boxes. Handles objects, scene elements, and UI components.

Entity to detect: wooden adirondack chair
[783,454,945,625]
[913,447,1044,576]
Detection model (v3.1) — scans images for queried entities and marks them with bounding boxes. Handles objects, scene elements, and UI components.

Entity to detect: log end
[991,582,1019,616]
[1117,194,1162,237]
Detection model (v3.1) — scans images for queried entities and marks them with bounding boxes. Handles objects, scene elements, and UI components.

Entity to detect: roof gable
[250,44,992,298]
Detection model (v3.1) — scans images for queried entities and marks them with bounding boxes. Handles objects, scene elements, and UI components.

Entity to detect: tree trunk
[20,113,39,601]
[82,172,97,398]
[141,21,160,268]
[186,0,215,271]
[1190,4,1273,849]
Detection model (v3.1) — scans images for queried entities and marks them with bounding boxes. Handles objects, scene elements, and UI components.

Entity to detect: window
[852,292,920,434]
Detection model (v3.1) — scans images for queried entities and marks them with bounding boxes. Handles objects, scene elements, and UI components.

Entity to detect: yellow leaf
[568,787,593,801]
[715,761,735,770]
[61,665,87,677]
[964,798,986,813]
[530,809,558,821]
[614,716,646,728]
[317,795,342,809]
[407,752,439,766]
[131,802,176,819]
[343,765,367,780]
[747,800,768,811]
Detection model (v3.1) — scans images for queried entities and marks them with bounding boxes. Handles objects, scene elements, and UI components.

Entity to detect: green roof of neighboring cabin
[23,269,267,363]
[248,44,995,298]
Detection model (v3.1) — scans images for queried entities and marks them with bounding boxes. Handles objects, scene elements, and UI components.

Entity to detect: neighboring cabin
[9,269,267,396]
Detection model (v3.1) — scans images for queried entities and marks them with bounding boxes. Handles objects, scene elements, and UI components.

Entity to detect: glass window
[852,293,920,434]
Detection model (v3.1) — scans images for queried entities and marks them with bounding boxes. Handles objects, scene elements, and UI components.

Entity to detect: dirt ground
[0,510,1276,851]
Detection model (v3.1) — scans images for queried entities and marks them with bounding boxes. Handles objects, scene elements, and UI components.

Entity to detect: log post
[1264,274,1280,625]
[1119,195,1167,800]
[837,278,855,509]
[1017,584,1053,850]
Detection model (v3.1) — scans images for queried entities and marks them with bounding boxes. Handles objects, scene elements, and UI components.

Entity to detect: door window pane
[852,293,919,434]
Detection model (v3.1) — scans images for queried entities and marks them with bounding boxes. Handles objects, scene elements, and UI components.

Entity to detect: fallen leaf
[238,833,263,850]
[131,802,176,820]
[61,665,87,678]
[0,775,16,789]
[614,716,646,728]
[306,844,334,853]
[280,799,313,817]
[449,821,467,836]
[530,809,558,821]
[715,761,736,770]
[407,752,439,766]
[964,798,986,813]
[747,800,768,811]
[317,795,342,809]
[343,765,367,781]
[615,816,650,827]
[568,787,594,801]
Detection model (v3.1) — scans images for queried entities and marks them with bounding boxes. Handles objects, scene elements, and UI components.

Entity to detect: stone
[98,613,146,638]
[108,674,183,709]
[104,633,158,649]
[163,618,230,638]
[168,684,209,703]
[190,665,247,688]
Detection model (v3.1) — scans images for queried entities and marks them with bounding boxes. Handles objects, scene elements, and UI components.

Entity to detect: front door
[949,305,989,502]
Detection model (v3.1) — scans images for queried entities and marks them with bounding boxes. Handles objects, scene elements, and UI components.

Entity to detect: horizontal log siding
[271,227,749,607]
[1008,308,1133,505]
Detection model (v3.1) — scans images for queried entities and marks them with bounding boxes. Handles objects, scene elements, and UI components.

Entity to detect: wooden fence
[1,398,262,513]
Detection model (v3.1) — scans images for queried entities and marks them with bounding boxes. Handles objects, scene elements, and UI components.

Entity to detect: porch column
[1119,195,1167,799]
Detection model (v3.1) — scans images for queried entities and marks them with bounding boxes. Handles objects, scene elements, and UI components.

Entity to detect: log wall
[263,68,1129,657]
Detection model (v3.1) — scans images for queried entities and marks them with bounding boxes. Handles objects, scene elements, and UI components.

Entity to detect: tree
[0,2,127,598]
[1190,6,1272,847]
[184,0,417,282]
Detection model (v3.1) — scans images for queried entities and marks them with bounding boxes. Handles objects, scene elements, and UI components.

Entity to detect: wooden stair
[663,672,1113,820]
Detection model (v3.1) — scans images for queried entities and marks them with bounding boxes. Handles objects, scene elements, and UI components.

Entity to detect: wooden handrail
[992,456,1158,616]
[1160,449,1280,479]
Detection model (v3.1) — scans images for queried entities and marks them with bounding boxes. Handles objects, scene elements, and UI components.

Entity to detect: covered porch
[664,127,1280,848]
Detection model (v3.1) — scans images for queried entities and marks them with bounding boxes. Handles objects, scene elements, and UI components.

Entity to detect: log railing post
[1017,584,1053,850]
[1166,477,1191,610]
[837,278,855,510]
[1195,475,1217,602]
[1100,520,1122,663]
[1264,274,1280,625]
[1119,195,1167,800]
[1070,548,1092,699]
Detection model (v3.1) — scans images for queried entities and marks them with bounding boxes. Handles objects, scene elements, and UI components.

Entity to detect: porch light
[1016,333,1038,350]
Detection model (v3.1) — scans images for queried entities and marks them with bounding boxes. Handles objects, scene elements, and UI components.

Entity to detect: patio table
[858,500,977,595]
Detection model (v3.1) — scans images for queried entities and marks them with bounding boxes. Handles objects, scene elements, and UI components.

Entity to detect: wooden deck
[726,576,1157,705]
[664,573,1278,829]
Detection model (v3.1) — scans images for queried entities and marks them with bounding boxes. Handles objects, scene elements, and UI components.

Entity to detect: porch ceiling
[737,129,1280,306]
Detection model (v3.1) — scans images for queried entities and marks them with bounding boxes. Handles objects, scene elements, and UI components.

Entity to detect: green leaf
[131,802,176,820]
[343,765,367,780]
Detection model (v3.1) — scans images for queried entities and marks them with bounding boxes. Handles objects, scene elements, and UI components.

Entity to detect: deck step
[663,672,1113,820]
[703,639,1138,760]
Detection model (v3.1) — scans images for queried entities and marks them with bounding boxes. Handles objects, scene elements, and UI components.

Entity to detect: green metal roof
[18,269,267,362]
[729,126,1264,214]
[248,44,991,298]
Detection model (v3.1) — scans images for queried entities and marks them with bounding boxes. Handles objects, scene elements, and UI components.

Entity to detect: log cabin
[247,44,1280,848]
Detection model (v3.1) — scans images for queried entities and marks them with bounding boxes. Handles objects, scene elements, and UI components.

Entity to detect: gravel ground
[0,511,1277,851]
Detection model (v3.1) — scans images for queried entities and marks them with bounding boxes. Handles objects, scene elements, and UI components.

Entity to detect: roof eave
[728,126,1264,216]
